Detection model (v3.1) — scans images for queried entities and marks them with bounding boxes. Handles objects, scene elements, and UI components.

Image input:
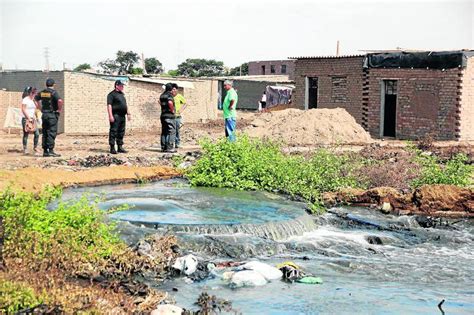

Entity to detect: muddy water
[59,180,474,314]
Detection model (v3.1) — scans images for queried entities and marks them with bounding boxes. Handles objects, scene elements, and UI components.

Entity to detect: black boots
[43,149,61,157]
[111,145,127,154]
[117,145,128,153]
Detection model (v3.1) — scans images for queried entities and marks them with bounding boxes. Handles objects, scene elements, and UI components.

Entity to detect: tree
[115,50,140,74]
[228,62,249,76]
[145,57,163,74]
[98,58,119,74]
[167,69,179,77]
[177,58,225,77]
[98,50,140,74]
[131,67,144,75]
[73,63,91,72]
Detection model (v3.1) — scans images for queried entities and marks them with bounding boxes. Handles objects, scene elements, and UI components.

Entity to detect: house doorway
[306,77,318,109]
[382,80,397,137]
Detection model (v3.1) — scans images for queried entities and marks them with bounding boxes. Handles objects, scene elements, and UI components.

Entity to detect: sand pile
[244,108,373,145]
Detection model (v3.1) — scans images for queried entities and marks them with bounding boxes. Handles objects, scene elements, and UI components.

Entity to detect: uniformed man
[107,80,130,154]
[35,78,63,157]
[159,83,176,153]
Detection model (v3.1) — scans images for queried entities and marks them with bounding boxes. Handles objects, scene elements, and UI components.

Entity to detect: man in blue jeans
[222,80,238,142]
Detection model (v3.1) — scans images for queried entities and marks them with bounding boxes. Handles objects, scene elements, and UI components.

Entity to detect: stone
[151,304,183,315]
[380,202,393,214]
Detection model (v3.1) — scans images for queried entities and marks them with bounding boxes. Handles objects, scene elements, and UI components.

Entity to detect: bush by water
[187,137,473,212]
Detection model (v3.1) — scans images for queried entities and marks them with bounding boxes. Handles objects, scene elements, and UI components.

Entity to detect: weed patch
[187,137,363,211]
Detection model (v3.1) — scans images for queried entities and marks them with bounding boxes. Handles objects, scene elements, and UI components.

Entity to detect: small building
[248,60,296,80]
[0,71,219,134]
[292,51,474,140]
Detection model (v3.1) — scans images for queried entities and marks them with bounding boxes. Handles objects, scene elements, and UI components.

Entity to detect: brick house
[0,71,219,134]
[248,60,296,80]
[292,51,474,141]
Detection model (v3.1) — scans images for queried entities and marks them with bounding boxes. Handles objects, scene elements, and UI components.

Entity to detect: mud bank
[324,185,474,218]
[0,165,181,192]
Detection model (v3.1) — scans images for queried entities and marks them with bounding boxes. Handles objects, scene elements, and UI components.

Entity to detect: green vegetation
[187,137,473,212]
[0,188,122,265]
[411,151,473,188]
[0,281,45,314]
[187,137,363,212]
[73,63,91,72]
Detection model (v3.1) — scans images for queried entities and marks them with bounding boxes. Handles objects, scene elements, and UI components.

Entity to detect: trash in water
[173,254,199,276]
[237,261,282,280]
[297,276,323,285]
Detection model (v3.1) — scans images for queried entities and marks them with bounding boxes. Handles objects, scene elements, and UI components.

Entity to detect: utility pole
[336,40,340,56]
[44,47,50,72]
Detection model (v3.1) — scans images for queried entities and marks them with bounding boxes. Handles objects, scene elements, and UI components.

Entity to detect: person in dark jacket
[35,78,63,157]
[107,80,130,154]
[159,83,176,153]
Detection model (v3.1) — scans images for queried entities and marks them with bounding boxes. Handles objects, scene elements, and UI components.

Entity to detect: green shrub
[187,137,363,211]
[0,187,122,266]
[411,152,473,188]
[0,281,44,314]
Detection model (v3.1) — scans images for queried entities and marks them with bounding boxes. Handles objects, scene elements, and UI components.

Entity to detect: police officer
[159,83,176,153]
[107,80,130,154]
[35,78,63,157]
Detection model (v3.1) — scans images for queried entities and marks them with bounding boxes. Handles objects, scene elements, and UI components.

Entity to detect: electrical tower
[44,47,50,71]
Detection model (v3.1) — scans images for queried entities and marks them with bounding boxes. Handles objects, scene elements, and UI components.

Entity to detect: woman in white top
[21,86,40,155]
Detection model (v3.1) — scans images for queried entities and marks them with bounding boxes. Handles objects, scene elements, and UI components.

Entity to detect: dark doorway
[261,65,266,75]
[383,80,397,137]
[307,77,318,109]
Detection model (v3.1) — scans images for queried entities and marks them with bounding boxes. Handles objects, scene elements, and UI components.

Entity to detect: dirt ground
[0,112,472,193]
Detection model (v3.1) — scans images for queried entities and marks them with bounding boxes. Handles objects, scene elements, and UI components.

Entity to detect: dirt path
[0,165,180,192]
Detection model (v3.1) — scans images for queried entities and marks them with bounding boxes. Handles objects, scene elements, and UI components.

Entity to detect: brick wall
[181,79,219,123]
[0,90,23,129]
[459,57,474,140]
[367,68,461,140]
[0,71,65,132]
[248,60,296,80]
[64,72,219,134]
[293,57,365,124]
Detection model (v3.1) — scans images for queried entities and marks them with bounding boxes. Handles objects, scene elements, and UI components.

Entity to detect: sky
[0,0,473,71]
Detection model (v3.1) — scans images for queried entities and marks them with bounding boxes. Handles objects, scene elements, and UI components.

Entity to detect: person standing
[35,78,63,157]
[107,80,130,154]
[159,83,176,153]
[222,80,238,142]
[20,86,40,155]
[171,83,187,148]
[259,90,267,111]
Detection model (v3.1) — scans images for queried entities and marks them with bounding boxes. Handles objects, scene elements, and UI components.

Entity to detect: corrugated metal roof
[289,54,365,60]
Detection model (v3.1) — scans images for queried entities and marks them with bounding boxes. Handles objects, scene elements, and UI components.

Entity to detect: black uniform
[35,87,61,152]
[107,90,128,147]
[159,91,176,151]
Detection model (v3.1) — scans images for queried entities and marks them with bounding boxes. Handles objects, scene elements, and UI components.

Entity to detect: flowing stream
[58,179,474,314]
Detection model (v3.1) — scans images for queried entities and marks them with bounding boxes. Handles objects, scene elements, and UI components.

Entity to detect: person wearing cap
[222,80,238,142]
[35,78,63,157]
[159,83,176,153]
[171,83,187,148]
[107,80,130,154]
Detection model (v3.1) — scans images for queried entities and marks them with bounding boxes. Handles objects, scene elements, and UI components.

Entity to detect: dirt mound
[244,108,372,145]
[323,185,474,218]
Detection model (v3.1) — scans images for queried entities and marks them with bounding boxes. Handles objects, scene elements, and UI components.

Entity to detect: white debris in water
[238,261,283,280]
